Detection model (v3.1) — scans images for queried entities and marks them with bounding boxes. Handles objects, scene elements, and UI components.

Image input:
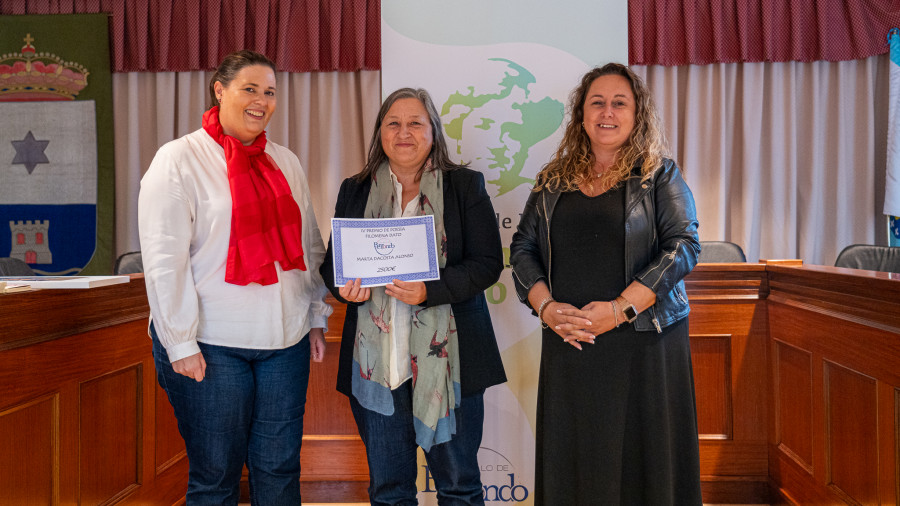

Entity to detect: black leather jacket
[509,158,700,332]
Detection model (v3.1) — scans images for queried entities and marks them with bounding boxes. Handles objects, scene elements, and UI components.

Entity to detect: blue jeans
[151,324,310,506]
[349,381,486,506]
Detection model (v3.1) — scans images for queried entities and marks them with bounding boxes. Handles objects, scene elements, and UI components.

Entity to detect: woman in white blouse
[138,50,331,505]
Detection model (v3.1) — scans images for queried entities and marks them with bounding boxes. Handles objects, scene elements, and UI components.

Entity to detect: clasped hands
[544,300,619,350]
[339,277,426,306]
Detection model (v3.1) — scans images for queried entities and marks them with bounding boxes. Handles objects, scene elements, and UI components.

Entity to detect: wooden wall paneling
[686,265,769,442]
[78,365,142,505]
[824,362,878,505]
[697,441,769,476]
[685,264,769,503]
[300,437,369,481]
[768,452,834,506]
[305,347,354,433]
[766,265,900,347]
[772,340,813,472]
[893,388,900,505]
[690,334,733,439]
[767,302,834,505]
[0,280,151,352]
[123,326,190,505]
[59,382,79,504]
[0,394,58,505]
[0,276,188,505]
[766,265,900,505]
[300,299,367,481]
[6,263,900,504]
[120,358,188,506]
[303,299,355,436]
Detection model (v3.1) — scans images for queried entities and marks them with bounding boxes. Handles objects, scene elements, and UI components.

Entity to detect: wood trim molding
[0,274,149,351]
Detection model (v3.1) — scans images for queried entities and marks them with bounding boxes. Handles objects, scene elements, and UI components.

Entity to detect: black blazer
[320,167,507,397]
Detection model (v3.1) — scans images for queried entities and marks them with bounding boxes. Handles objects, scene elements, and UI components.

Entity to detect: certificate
[331,216,440,287]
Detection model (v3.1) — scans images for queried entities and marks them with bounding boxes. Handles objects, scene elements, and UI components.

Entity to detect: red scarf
[202,106,306,286]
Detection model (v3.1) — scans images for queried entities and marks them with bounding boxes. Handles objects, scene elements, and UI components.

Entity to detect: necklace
[583,176,609,197]
[583,159,614,195]
[594,159,614,176]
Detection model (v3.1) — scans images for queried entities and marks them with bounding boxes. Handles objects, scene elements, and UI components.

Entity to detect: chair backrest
[0,257,36,276]
[834,244,900,274]
[698,241,746,263]
[114,251,143,274]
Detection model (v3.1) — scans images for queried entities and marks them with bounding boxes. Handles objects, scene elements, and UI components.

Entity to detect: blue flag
[885,28,900,246]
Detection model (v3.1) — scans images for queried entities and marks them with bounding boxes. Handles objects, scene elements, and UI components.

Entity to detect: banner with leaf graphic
[0,14,113,275]
[382,1,627,503]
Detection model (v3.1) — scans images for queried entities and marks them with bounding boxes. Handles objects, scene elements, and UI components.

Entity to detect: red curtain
[4,0,899,70]
[629,0,900,66]
[0,0,380,72]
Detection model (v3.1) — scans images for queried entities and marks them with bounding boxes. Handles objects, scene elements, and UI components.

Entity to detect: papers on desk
[0,275,130,292]
[0,281,32,293]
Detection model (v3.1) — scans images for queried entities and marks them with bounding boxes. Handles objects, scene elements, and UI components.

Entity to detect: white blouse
[138,128,332,362]
[386,169,415,388]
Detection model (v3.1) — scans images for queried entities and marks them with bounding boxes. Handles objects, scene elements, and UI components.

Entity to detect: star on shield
[11,130,50,174]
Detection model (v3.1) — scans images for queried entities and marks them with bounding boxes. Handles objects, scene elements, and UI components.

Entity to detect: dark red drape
[629,0,900,66]
[5,0,899,71]
[0,0,380,72]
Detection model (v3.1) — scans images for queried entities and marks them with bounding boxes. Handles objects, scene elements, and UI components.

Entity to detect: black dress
[535,187,702,505]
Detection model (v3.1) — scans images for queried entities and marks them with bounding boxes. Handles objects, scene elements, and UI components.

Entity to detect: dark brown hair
[208,50,277,108]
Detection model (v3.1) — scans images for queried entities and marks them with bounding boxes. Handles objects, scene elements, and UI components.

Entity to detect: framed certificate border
[332,216,440,287]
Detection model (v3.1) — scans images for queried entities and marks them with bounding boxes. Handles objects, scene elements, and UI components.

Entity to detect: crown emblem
[0,33,89,101]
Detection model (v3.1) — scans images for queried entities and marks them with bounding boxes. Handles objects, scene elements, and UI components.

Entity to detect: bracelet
[537,295,555,324]
[610,299,620,327]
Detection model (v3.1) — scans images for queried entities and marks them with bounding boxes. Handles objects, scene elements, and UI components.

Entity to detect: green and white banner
[382,1,626,503]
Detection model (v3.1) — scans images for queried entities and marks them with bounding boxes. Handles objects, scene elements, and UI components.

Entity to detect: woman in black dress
[509,63,702,504]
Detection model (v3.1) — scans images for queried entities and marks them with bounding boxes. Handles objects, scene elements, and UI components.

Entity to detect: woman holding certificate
[139,50,332,504]
[509,63,702,504]
[320,87,507,505]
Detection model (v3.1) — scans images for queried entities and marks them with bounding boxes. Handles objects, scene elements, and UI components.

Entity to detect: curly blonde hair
[535,63,669,192]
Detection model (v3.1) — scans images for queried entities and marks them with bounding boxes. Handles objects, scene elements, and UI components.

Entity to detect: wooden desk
[0,275,186,505]
[0,277,367,505]
[685,263,770,502]
[2,265,897,505]
[765,265,900,505]
[687,263,900,504]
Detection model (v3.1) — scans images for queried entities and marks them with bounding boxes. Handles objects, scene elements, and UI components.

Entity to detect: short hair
[536,63,668,192]
[208,50,277,108]
[356,87,465,181]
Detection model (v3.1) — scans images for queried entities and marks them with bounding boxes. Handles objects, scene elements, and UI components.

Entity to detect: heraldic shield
[0,101,98,275]
[0,31,98,275]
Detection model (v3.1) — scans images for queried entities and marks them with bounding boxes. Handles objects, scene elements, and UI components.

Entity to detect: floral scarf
[351,161,460,451]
